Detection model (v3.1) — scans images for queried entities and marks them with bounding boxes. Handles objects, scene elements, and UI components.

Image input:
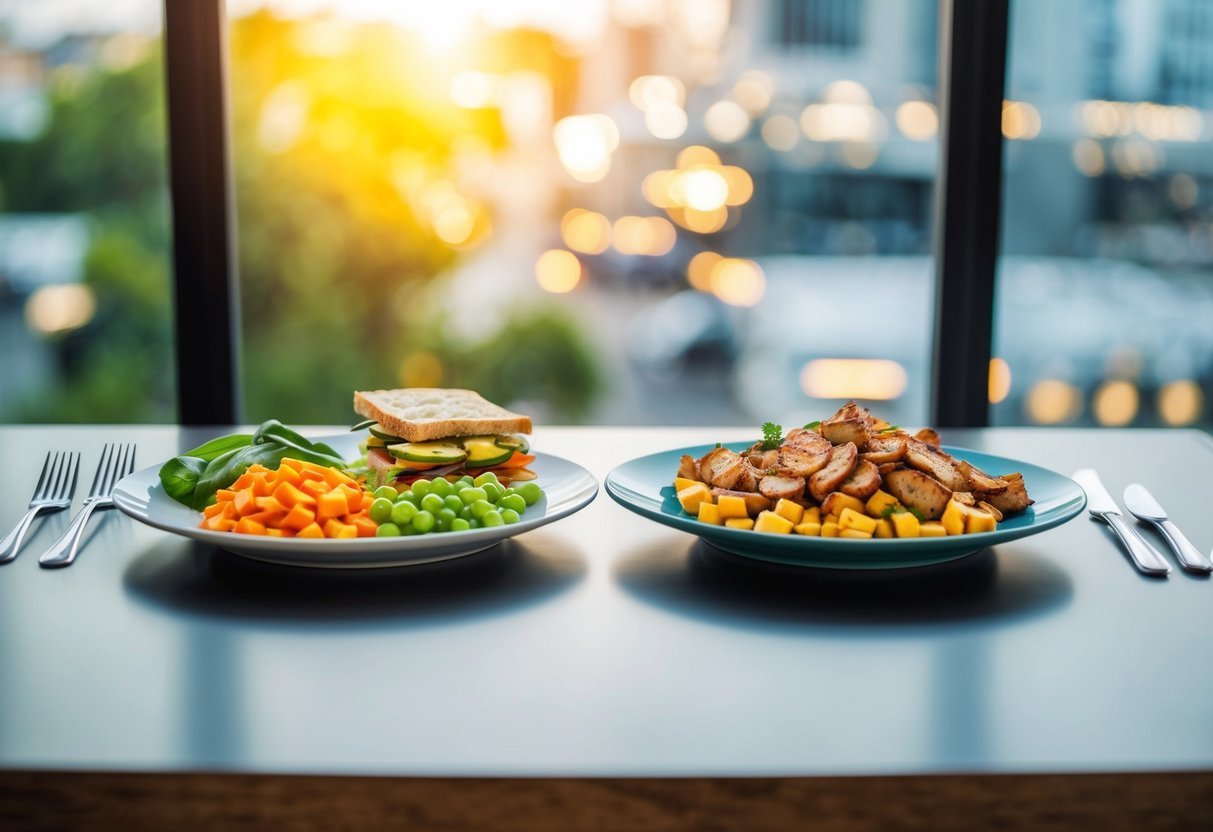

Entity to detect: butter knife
[1072,469,1170,576]
[1123,484,1213,574]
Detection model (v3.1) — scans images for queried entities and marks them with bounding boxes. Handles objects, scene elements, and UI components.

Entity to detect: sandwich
[352,388,536,488]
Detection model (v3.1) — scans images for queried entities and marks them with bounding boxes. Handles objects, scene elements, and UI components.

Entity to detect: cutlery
[39,444,136,569]
[0,451,81,564]
[1123,483,1213,574]
[1072,469,1170,576]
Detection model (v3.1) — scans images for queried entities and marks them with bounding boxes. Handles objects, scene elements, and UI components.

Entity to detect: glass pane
[0,1,174,423]
[229,0,939,428]
[994,0,1213,429]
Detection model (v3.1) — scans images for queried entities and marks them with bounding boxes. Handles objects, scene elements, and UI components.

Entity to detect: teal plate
[605,443,1086,570]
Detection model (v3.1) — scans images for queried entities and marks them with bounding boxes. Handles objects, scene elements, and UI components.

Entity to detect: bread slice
[353,388,532,443]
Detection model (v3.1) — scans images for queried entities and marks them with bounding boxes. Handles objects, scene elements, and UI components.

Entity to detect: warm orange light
[687,251,721,291]
[1002,101,1041,140]
[704,100,750,143]
[720,166,753,205]
[1158,380,1203,426]
[535,249,582,293]
[988,357,1012,404]
[895,100,938,140]
[1093,380,1139,426]
[676,145,721,169]
[25,284,96,335]
[1026,380,1082,424]
[1072,139,1106,177]
[669,205,728,234]
[799,359,908,400]
[561,209,611,254]
[709,258,765,307]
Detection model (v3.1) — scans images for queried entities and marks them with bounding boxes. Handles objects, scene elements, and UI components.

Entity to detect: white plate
[113,434,599,568]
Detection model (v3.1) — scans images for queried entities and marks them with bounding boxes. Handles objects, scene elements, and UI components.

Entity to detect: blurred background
[0,0,1210,430]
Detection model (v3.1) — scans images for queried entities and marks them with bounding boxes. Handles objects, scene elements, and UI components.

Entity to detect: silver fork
[0,451,81,564]
[39,444,136,569]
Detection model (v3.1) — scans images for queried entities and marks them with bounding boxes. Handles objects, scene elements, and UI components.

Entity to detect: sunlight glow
[553,114,620,182]
[561,209,611,254]
[25,284,96,334]
[799,359,907,400]
[535,249,582,293]
[709,258,765,306]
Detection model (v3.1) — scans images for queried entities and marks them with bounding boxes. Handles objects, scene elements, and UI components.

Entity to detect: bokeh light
[1092,379,1139,426]
[25,284,96,335]
[895,100,938,140]
[988,357,1012,404]
[704,100,751,142]
[1026,379,1082,424]
[561,209,611,254]
[708,258,765,306]
[553,114,620,182]
[535,249,582,293]
[687,251,721,291]
[1158,380,1203,426]
[799,359,908,400]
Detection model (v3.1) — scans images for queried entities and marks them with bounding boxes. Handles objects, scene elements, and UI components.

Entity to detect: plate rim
[113,435,599,568]
[604,441,1086,568]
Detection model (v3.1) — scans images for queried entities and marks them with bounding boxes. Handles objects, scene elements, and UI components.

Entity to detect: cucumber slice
[493,434,530,454]
[462,436,514,467]
[387,441,468,464]
[368,423,404,442]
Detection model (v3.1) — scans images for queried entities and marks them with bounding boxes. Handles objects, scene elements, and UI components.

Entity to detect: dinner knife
[1072,469,1170,576]
[1122,483,1213,574]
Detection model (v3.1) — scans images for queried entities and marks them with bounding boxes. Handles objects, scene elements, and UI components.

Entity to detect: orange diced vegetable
[214,488,237,502]
[296,522,325,539]
[233,488,258,516]
[234,516,267,535]
[273,480,315,508]
[316,490,349,522]
[323,518,357,539]
[254,496,287,513]
[350,516,379,538]
[280,503,316,531]
[202,502,226,519]
[299,478,330,499]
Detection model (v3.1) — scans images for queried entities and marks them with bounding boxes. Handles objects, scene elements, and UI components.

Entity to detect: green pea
[420,493,445,514]
[459,486,488,506]
[483,482,505,502]
[397,490,418,505]
[411,479,432,497]
[457,475,475,487]
[470,499,494,520]
[458,505,474,520]
[467,517,481,529]
[473,471,500,488]
[517,482,542,506]
[500,508,520,524]
[435,508,457,532]
[373,485,398,501]
[430,477,453,497]
[481,510,504,527]
[411,510,436,534]
[499,494,526,514]
[450,518,471,532]
[390,501,418,525]
[375,522,401,537]
[369,497,395,523]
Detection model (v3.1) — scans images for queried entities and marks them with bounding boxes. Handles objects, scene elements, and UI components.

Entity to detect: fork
[39,444,136,569]
[0,451,81,564]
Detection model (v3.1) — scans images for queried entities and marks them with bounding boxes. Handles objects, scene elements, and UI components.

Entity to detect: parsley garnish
[760,422,783,450]
[803,420,822,430]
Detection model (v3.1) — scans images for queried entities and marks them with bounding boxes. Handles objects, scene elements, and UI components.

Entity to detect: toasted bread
[353,388,532,443]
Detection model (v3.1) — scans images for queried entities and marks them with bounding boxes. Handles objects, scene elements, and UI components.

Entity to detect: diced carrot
[323,518,357,539]
[337,483,364,514]
[202,513,234,531]
[316,490,349,522]
[299,478,330,499]
[254,496,287,513]
[245,509,287,526]
[234,516,267,535]
[220,501,237,520]
[279,458,304,474]
[251,475,274,497]
[215,488,237,502]
[246,463,270,474]
[231,472,256,490]
[273,480,316,508]
[264,528,287,538]
[361,493,375,511]
[349,515,378,538]
[233,488,258,516]
[202,502,226,518]
[299,468,326,483]
[296,522,325,539]
[280,503,316,531]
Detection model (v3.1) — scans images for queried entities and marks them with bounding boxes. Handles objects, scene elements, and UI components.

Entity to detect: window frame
[162,0,1010,428]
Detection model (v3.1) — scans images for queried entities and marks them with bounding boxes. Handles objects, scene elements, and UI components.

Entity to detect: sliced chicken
[697,447,760,492]
[977,500,1004,522]
[976,472,1033,514]
[914,427,942,448]
[678,454,701,482]
[808,442,859,503]
[710,488,772,516]
[820,401,874,447]
[955,460,1008,495]
[905,439,966,492]
[884,468,953,520]
[838,459,882,500]
[758,475,806,502]
[784,427,832,454]
[951,491,976,507]
[745,448,779,471]
[861,432,907,464]
[877,462,901,476]
[771,444,831,478]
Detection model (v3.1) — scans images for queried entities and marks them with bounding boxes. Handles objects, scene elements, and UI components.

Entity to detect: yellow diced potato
[674,477,703,493]
[965,509,997,534]
[891,511,920,538]
[677,483,713,516]
[821,492,866,518]
[754,511,794,534]
[801,506,821,523]
[717,494,750,520]
[794,521,822,536]
[941,500,968,535]
[838,507,877,534]
[919,521,947,538]
[821,519,840,538]
[865,489,900,518]
[873,518,894,538]
[840,528,873,539]
[697,502,723,525]
[774,498,804,525]
[725,517,755,530]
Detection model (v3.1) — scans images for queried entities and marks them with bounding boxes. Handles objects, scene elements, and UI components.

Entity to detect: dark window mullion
[163,0,241,425]
[930,0,1010,427]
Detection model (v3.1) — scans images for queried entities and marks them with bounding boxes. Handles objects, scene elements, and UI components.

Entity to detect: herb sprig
[760,422,783,450]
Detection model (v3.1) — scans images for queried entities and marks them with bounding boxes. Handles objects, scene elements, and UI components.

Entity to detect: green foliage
[760,421,783,450]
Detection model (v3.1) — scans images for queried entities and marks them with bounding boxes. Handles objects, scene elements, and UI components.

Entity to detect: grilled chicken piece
[905,439,966,492]
[838,459,882,500]
[820,401,874,447]
[951,491,976,507]
[678,454,702,482]
[784,427,832,454]
[808,442,859,502]
[745,448,779,470]
[772,444,831,478]
[976,472,1032,514]
[710,488,772,516]
[759,475,806,502]
[977,500,1004,522]
[820,492,857,517]
[914,427,942,448]
[955,460,1008,495]
[861,433,907,464]
[884,468,953,520]
[697,447,760,492]
[877,462,901,476]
